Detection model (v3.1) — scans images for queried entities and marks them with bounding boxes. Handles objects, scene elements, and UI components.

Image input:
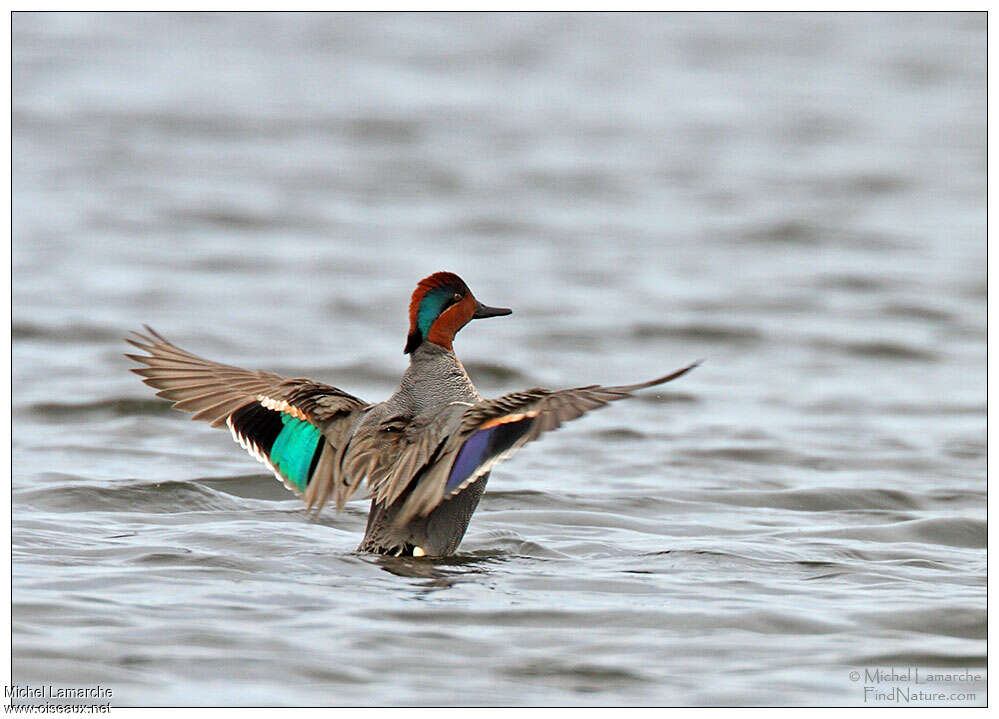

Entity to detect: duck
[126,271,697,557]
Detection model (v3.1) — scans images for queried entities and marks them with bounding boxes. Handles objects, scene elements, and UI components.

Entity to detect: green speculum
[270,413,322,490]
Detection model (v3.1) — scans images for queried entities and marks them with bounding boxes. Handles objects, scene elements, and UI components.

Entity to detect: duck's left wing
[392,361,699,526]
[126,327,368,500]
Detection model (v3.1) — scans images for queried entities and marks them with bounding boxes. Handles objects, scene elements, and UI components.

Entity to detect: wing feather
[126,327,368,499]
[392,361,700,525]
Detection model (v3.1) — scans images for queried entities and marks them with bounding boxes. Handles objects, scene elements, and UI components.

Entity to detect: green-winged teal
[127,272,697,557]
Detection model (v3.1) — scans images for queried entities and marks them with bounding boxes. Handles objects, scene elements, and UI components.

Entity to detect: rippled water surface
[13,12,985,706]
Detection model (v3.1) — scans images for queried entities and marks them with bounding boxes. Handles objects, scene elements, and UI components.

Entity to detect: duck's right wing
[392,361,699,525]
[126,327,369,501]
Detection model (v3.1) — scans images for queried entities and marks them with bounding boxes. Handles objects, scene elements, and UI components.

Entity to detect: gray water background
[13,12,986,706]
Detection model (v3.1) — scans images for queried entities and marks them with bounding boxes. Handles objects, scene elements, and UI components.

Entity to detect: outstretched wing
[391,361,700,525]
[126,327,368,499]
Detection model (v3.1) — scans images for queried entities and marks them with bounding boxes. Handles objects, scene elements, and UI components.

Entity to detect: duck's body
[352,342,488,556]
[127,272,696,557]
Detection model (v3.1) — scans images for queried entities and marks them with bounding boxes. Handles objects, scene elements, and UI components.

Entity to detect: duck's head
[404,272,512,354]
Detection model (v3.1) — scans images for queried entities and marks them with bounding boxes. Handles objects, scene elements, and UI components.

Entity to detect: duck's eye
[452,293,462,302]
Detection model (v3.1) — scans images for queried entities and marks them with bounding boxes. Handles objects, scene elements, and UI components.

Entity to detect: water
[12,12,985,706]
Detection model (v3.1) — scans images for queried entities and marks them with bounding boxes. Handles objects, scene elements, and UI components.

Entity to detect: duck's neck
[398,341,479,410]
